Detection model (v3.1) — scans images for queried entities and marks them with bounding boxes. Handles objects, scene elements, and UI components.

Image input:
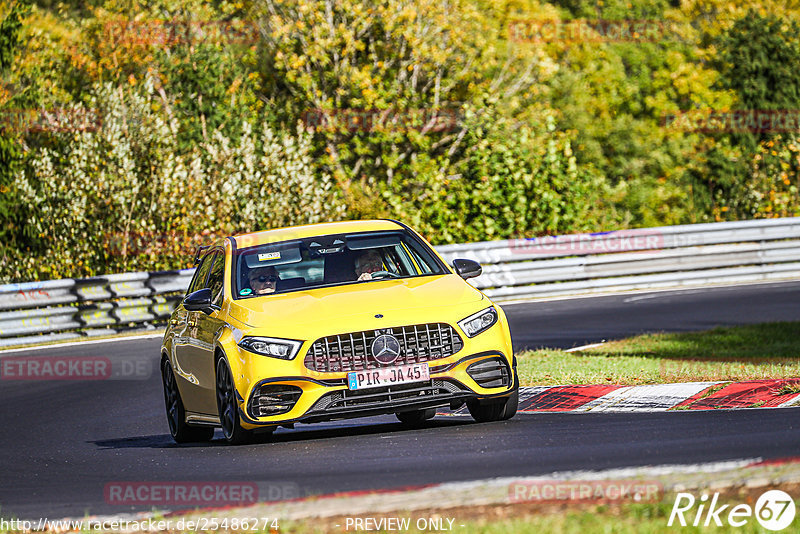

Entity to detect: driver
[354,250,383,281]
[248,266,280,295]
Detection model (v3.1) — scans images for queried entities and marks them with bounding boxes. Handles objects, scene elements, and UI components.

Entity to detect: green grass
[4,489,789,534]
[271,499,785,533]
[776,382,800,395]
[433,504,775,534]
[517,322,800,386]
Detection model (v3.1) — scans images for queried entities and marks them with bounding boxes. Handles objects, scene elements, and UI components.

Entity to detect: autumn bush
[11,75,343,280]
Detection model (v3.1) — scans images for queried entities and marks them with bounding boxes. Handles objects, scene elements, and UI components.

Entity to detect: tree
[715,10,800,124]
[0,0,28,254]
[689,10,800,219]
[253,0,602,242]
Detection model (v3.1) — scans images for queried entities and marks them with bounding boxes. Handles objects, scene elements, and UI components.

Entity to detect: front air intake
[466,358,511,388]
[248,384,302,418]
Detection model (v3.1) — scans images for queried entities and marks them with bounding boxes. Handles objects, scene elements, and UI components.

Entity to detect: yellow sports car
[161,220,517,444]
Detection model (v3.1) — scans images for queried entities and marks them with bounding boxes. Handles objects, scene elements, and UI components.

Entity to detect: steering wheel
[370,270,402,279]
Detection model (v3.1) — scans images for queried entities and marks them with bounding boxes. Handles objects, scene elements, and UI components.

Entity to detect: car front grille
[304,323,464,372]
[310,379,468,412]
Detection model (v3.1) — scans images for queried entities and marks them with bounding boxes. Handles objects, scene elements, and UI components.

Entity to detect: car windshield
[233,230,445,298]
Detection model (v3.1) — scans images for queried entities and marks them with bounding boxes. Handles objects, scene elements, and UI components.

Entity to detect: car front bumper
[237,350,517,428]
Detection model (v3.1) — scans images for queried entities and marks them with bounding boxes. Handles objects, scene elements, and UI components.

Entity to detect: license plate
[347,363,430,390]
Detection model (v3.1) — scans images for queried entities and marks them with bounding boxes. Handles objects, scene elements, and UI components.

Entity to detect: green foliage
[715,10,800,114]
[7,76,343,281]
[253,0,602,242]
[0,1,26,71]
[254,0,493,183]
[0,0,29,254]
[545,0,734,226]
[683,9,800,220]
[384,106,604,243]
[744,135,800,218]
[71,3,260,149]
[550,0,674,19]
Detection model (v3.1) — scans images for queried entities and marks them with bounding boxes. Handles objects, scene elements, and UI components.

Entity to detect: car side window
[207,252,225,306]
[187,251,215,295]
[381,247,406,275]
[405,241,435,274]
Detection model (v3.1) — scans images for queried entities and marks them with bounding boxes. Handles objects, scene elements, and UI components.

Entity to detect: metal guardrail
[1,217,799,347]
[0,270,194,347]
[436,217,800,300]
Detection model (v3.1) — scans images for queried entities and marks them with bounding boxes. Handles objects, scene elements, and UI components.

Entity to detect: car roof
[230,220,405,249]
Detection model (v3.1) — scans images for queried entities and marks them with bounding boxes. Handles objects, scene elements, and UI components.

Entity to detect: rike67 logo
[669,490,796,530]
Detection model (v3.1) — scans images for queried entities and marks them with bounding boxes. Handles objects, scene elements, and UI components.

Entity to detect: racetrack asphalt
[1,281,799,519]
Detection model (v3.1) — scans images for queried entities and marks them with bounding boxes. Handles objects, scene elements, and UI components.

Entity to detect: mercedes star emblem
[371,334,401,365]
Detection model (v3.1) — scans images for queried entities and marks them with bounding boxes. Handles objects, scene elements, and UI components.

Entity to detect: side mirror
[452,258,482,280]
[183,288,214,314]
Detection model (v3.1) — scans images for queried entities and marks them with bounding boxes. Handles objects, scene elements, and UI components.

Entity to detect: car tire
[162,359,215,443]
[216,357,257,445]
[467,383,519,423]
[396,408,436,426]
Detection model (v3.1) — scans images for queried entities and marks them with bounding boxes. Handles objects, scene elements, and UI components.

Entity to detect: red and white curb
[443,379,800,415]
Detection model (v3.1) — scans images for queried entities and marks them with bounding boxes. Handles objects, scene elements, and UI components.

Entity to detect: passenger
[248,266,280,295]
[354,250,384,281]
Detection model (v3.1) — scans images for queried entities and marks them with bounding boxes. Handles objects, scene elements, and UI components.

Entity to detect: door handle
[169,318,180,326]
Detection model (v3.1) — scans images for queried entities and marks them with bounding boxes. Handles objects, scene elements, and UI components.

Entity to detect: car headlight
[458,306,498,338]
[238,337,303,360]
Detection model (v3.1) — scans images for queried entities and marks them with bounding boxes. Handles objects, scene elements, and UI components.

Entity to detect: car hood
[226,274,486,337]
